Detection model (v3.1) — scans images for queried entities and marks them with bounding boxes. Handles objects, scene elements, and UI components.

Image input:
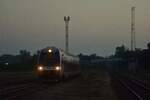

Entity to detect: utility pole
[64,16,70,53]
[131,7,136,51]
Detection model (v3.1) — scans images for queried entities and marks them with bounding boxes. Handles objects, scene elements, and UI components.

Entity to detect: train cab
[36,47,80,80]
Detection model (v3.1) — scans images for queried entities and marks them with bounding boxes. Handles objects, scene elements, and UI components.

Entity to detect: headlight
[48,49,52,53]
[55,66,61,70]
[38,66,44,71]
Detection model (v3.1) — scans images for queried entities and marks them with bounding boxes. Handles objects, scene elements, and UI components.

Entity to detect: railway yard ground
[129,70,150,84]
[1,67,150,100]
[0,67,118,100]
[110,69,150,100]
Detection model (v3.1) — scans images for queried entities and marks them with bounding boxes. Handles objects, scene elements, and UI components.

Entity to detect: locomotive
[36,47,80,80]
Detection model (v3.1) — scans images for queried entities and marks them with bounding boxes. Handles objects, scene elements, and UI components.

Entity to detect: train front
[36,47,62,79]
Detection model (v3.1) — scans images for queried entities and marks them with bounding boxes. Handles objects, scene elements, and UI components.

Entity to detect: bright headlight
[48,49,52,53]
[38,66,44,71]
[55,66,61,70]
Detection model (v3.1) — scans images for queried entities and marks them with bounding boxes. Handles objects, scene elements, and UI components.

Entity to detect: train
[36,47,80,80]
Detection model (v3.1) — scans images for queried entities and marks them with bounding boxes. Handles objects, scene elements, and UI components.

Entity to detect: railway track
[0,72,37,88]
[0,78,38,88]
[114,73,150,100]
[0,80,51,100]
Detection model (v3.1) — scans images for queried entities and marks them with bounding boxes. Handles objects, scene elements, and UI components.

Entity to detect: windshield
[38,51,60,66]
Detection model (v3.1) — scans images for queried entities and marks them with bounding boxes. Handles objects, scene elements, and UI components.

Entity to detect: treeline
[78,53,105,68]
[0,50,38,71]
[111,42,150,70]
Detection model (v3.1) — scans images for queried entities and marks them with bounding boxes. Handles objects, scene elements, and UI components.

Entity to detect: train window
[38,51,60,66]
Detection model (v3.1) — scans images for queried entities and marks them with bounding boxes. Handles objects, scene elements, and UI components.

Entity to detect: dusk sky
[0,0,150,56]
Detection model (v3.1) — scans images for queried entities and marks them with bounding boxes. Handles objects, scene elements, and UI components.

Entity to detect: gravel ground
[19,68,118,100]
[0,71,37,88]
[133,71,150,84]
[0,72,36,78]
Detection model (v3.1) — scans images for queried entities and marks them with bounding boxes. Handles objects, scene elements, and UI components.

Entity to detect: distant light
[38,66,44,71]
[5,63,9,66]
[48,49,52,53]
[55,66,61,70]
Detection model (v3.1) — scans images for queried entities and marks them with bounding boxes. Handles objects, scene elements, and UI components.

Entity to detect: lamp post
[64,16,70,53]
